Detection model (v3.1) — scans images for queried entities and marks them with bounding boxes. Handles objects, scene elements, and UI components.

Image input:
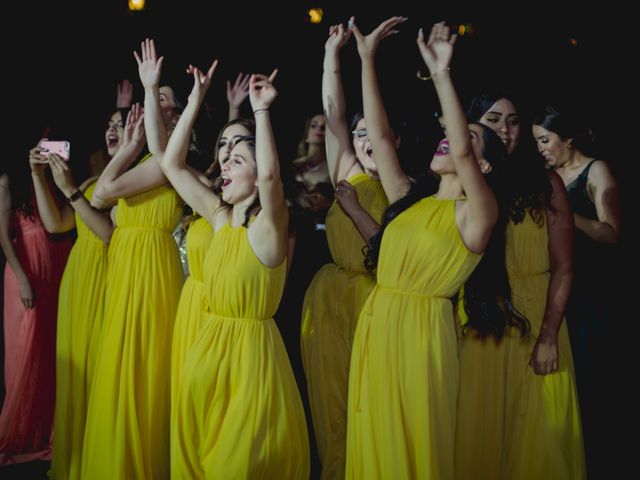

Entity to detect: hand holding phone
[39,140,70,161]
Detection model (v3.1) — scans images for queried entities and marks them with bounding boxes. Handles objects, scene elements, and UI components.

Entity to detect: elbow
[42,221,67,234]
[551,260,573,283]
[606,227,621,244]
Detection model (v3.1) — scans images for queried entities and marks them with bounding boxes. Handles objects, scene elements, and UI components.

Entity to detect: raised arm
[0,174,34,308]
[417,22,497,252]
[29,144,75,233]
[248,70,289,267]
[157,61,222,225]
[227,72,250,121]
[91,104,153,208]
[530,171,574,375]
[351,16,411,203]
[574,160,621,243]
[134,38,168,155]
[116,79,134,109]
[323,21,361,186]
[48,155,114,244]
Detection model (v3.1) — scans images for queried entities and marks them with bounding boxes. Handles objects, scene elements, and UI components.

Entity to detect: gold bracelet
[416,67,450,82]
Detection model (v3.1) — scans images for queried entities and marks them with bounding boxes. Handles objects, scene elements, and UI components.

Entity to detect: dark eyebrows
[220,134,245,144]
[485,110,520,118]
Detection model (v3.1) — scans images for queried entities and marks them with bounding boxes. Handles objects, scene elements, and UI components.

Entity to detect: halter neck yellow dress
[82,170,183,479]
[172,222,309,479]
[346,196,481,479]
[301,172,387,479]
[51,182,108,480]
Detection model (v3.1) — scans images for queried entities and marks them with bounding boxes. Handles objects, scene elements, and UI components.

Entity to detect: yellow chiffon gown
[454,292,510,480]
[81,174,183,479]
[170,217,214,408]
[301,173,386,479]
[346,196,481,479]
[50,182,108,480]
[172,222,309,479]
[503,213,585,479]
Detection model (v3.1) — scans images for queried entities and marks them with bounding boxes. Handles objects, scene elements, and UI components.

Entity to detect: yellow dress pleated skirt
[170,217,213,413]
[81,178,183,479]
[346,197,481,479]
[172,223,309,479]
[455,327,509,480]
[503,215,585,479]
[301,173,386,479]
[50,182,108,480]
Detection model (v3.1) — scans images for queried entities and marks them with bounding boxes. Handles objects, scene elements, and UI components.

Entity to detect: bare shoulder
[588,160,617,186]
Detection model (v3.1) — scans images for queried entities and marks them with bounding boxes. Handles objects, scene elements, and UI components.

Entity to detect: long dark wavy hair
[463,91,563,338]
[468,91,552,226]
[3,127,55,219]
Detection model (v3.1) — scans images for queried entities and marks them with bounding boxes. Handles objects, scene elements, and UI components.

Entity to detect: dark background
[4,1,635,175]
[1,1,636,478]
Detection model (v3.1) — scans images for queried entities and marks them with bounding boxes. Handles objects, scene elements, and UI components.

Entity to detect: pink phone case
[40,140,71,160]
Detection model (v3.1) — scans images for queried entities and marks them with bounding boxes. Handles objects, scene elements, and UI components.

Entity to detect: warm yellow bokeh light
[128,0,145,12]
[308,8,323,24]
[458,24,466,36]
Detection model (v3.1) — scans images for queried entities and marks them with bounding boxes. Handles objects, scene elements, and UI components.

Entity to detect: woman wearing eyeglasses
[299,20,390,479]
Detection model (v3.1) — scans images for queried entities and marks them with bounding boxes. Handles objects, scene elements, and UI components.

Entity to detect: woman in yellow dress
[300,22,388,479]
[82,40,185,478]
[28,111,125,479]
[156,54,308,477]
[170,118,255,429]
[455,92,585,479]
[345,20,501,478]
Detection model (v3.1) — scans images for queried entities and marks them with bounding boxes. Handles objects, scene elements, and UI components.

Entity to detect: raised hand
[249,69,278,111]
[325,21,352,55]
[122,103,146,149]
[187,60,219,106]
[133,38,163,89]
[417,22,457,76]
[350,16,407,61]
[29,144,49,174]
[116,79,134,108]
[48,154,77,197]
[226,72,250,109]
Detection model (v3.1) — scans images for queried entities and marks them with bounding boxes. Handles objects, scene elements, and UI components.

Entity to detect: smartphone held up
[40,139,70,161]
